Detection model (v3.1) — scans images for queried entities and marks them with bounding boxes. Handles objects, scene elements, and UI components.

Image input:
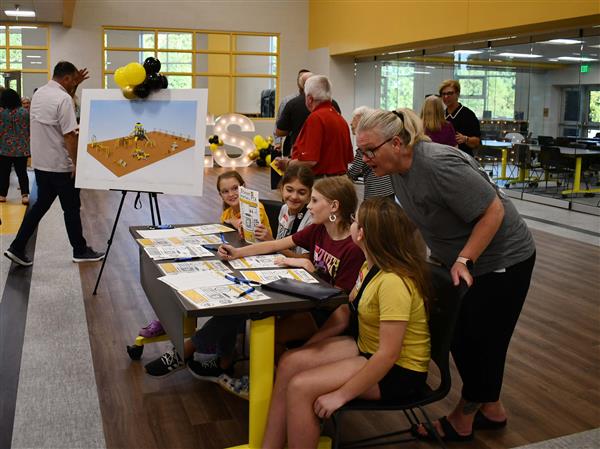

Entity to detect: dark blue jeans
[191,315,245,358]
[11,169,87,254]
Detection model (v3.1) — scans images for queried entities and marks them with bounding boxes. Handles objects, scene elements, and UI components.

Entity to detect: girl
[420,95,457,147]
[260,197,431,449]
[217,170,271,238]
[255,164,314,258]
[0,89,30,204]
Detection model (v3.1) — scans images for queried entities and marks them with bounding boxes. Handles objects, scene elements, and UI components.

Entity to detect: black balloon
[143,57,161,75]
[159,74,168,89]
[146,73,162,90]
[133,82,150,98]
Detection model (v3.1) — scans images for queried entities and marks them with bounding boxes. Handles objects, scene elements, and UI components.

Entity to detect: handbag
[262,278,342,301]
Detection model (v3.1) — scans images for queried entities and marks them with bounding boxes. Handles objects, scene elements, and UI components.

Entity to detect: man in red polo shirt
[277,75,353,177]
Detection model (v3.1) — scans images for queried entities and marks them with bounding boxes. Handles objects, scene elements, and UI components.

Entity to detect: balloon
[124,62,146,86]
[159,74,168,89]
[122,85,137,99]
[143,57,161,75]
[133,82,150,99]
[265,154,272,165]
[248,151,259,161]
[114,67,128,89]
[146,73,162,90]
[209,143,219,152]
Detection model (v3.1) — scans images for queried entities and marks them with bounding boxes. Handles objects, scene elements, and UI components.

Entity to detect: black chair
[261,198,283,236]
[538,146,575,192]
[331,264,467,449]
[537,135,554,146]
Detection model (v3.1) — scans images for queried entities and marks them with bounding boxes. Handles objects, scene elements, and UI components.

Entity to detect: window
[0,24,50,97]
[379,62,414,110]
[103,27,279,118]
[455,66,515,120]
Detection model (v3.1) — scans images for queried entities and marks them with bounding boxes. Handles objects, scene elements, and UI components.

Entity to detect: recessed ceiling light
[590,44,600,49]
[388,49,414,55]
[25,55,41,58]
[548,58,560,62]
[449,50,482,56]
[413,71,431,75]
[543,39,583,45]
[4,5,35,17]
[557,56,598,62]
[497,52,542,58]
[30,61,42,65]
[425,66,436,69]
[11,25,38,29]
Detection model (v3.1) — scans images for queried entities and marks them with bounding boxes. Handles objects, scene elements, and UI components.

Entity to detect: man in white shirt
[4,61,104,266]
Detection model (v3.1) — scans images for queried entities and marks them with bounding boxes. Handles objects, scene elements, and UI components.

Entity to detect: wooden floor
[77,166,600,449]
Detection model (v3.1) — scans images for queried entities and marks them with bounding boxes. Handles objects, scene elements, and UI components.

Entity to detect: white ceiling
[0,0,63,24]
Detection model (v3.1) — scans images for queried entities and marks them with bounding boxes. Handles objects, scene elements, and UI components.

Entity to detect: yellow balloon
[124,62,146,86]
[114,67,128,89]
[248,150,259,161]
[265,154,272,165]
[122,85,137,100]
[209,143,218,152]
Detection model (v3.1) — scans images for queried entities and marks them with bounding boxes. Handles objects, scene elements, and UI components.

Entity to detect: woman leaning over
[355,108,536,442]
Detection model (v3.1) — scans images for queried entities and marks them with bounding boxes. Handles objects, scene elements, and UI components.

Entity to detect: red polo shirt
[291,101,353,175]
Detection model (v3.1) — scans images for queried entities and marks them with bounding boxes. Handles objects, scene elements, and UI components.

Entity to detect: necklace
[445,104,463,120]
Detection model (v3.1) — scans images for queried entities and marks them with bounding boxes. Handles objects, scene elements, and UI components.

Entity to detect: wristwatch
[456,256,474,271]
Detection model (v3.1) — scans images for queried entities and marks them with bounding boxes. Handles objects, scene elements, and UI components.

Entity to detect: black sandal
[473,410,507,430]
[412,416,474,442]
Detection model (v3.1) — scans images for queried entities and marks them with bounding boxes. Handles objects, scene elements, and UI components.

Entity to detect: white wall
[49,0,310,128]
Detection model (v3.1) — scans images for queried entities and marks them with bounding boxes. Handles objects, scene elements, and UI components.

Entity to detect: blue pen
[202,245,218,252]
[238,286,255,298]
[174,257,196,262]
[225,274,238,283]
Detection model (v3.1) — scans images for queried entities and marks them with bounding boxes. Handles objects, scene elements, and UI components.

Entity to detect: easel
[92,190,162,295]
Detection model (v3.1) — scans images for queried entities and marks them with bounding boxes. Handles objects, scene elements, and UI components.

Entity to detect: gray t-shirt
[391,141,535,276]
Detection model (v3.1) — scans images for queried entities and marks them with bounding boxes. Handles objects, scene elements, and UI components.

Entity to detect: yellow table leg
[228,316,275,449]
[500,148,507,179]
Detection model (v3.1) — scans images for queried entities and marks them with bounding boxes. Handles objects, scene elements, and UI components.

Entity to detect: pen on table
[220,232,227,244]
[238,286,255,298]
[202,245,218,252]
[174,257,197,262]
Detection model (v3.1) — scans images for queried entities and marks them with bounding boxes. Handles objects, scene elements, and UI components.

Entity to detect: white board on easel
[76,88,208,196]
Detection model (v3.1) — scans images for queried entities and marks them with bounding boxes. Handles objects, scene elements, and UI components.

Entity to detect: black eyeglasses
[359,137,393,160]
[441,91,456,96]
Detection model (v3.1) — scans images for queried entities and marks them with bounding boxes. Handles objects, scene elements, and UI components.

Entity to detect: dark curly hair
[0,88,22,110]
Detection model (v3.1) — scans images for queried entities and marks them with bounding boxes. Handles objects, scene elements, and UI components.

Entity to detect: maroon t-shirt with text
[292,223,365,293]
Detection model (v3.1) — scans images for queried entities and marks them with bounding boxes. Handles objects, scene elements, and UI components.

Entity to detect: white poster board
[76,89,208,196]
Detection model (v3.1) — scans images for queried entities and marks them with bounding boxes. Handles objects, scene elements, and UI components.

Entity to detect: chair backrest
[261,198,283,235]
[539,146,562,167]
[427,263,467,395]
[537,135,554,146]
[513,143,531,166]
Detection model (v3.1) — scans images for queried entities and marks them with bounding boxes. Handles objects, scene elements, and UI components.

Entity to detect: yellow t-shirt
[220,202,271,234]
[356,263,431,373]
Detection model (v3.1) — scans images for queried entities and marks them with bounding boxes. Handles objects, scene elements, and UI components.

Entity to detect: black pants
[451,252,536,403]
[0,155,30,196]
[10,169,87,253]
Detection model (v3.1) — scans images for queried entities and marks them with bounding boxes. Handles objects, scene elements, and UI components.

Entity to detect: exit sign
[581,65,590,73]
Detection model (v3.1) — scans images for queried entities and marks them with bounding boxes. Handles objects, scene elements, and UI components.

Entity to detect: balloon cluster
[114,57,168,100]
[250,135,275,167]
[208,134,224,152]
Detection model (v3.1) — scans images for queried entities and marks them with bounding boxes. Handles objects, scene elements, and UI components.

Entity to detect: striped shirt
[347,149,395,199]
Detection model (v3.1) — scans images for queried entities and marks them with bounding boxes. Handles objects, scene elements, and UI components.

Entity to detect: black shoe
[73,247,105,263]
[4,248,33,267]
[144,348,185,377]
[187,357,233,383]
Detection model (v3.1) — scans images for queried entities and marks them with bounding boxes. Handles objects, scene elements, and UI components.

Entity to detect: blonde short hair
[420,96,447,133]
[358,108,430,147]
[439,79,461,96]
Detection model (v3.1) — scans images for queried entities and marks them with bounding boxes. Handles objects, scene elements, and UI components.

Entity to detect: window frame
[0,23,50,89]
[102,26,280,119]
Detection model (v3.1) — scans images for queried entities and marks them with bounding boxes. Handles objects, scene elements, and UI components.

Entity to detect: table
[130,225,347,449]
[481,140,513,180]
[529,145,600,196]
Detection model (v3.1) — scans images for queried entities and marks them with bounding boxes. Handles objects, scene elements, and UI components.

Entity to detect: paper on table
[158,271,233,291]
[241,268,318,284]
[180,285,270,309]
[158,260,232,275]
[143,245,214,260]
[228,254,281,269]
[137,234,223,247]
[239,186,260,244]
[136,228,191,239]
[187,224,236,235]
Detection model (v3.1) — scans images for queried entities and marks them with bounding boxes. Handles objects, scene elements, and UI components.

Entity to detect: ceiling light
[497,52,542,58]
[25,55,41,58]
[557,56,598,62]
[4,5,36,17]
[388,49,414,55]
[548,58,560,62]
[543,39,583,45]
[413,71,431,75]
[11,25,38,29]
[449,50,482,56]
[30,61,42,65]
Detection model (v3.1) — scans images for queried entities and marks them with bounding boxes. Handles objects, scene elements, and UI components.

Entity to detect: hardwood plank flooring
[76,166,600,449]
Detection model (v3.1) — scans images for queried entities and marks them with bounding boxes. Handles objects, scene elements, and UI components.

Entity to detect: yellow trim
[102,26,279,117]
[0,23,50,86]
